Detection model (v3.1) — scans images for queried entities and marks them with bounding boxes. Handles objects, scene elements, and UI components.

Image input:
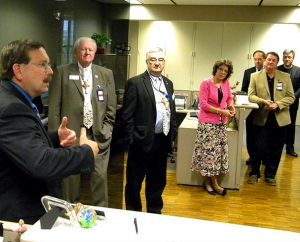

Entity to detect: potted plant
[91,33,112,54]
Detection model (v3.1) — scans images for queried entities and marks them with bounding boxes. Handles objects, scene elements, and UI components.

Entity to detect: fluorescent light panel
[124,0,142,4]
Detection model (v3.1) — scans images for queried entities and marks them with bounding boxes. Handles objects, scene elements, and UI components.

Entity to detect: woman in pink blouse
[191,59,235,196]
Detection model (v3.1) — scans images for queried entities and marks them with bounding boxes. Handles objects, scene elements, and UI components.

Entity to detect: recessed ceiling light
[124,0,142,4]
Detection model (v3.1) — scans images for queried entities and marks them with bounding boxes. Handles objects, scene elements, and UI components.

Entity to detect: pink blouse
[198,78,233,124]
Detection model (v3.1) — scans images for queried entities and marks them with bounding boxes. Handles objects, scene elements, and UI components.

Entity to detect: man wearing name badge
[248,51,295,186]
[48,37,116,207]
[241,50,266,166]
[277,49,300,157]
[122,47,177,214]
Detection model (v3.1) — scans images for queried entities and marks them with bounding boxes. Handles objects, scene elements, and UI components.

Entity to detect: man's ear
[12,63,23,80]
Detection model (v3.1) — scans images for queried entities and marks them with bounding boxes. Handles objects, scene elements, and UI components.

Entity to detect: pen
[134,217,138,234]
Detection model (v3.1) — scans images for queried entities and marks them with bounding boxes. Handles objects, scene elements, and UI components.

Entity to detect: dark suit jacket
[241,66,257,92]
[122,71,177,153]
[0,80,94,223]
[277,64,300,109]
[48,63,116,151]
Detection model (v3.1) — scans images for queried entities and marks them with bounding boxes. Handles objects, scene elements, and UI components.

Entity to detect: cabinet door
[192,22,223,90]
[137,21,195,90]
[222,23,252,90]
[94,54,129,90]
[163,22,195,90]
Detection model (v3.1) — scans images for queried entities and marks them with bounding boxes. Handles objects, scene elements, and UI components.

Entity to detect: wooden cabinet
[93,54,130,91]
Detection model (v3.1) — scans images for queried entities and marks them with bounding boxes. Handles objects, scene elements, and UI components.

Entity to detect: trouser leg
[145,134,168,214]
[264,125,286,179]
[91,148,110,207]
[249,125,265,178]
[285,106,297,150]
[125,145,146,212]
[62,174,81,203]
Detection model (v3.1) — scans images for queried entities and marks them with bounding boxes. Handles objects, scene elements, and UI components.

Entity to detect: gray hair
[146,47,165,60]
[73,37,97,54]
[283,49,295,58]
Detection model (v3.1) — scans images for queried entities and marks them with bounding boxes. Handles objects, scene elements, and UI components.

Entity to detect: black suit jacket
[241,66,257,93]
[0,80,94,223]
[277,64,300,109]
[122,71,177,153]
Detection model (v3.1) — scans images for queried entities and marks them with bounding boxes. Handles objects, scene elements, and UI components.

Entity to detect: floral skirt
[191,122,229,177]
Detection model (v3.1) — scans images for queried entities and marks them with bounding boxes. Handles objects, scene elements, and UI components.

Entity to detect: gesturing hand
[80,127,100,157]
[58,116,77,148]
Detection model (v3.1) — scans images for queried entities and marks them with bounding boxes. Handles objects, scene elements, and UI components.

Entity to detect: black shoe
[204,180,216,195]
[264,178,277,186]
[214,187,227,196]
[286,149,298,157]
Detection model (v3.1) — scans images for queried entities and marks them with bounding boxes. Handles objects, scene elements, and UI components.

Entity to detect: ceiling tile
[173,0,260,5]
[139,0,174,4]
[98,0,300,6]
[261,0,300,6]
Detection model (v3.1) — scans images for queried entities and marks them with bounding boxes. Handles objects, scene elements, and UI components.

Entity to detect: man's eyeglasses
[148,58,165,63]
[27,62,52,72]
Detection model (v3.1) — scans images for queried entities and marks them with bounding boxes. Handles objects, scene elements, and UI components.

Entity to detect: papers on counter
[235,95,251,105]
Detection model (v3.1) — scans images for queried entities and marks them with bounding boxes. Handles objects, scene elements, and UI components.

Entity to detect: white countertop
[20,206,300,242]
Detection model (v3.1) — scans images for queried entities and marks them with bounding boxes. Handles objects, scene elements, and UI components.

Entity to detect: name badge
[69,75,80,80]
[277,82,283,91]
[97,86,104,101]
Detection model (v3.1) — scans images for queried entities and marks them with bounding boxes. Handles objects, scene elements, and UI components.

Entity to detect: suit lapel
[142,72,156,110]
[162,77,173,109]
[162,77,170,95]
[273,70,281,100]
[91,65,102,89]
[67,63,84,97]
[261,69,270,97]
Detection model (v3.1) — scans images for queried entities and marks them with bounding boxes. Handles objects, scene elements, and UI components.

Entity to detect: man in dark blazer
[248,51,295,186]
[48,37,116,207]
[0,39,99,224]
[277,49,300,157]
[241,50,266,165]
[122,47,177,214]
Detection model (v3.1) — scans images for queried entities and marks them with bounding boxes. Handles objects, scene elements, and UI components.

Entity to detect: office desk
[20,207,300,242]
[176,96,258,189]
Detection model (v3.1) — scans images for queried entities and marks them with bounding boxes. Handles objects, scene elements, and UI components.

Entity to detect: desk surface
[20,207,300,242]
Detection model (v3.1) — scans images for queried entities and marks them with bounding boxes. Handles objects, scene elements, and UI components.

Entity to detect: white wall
[129,21,300,124]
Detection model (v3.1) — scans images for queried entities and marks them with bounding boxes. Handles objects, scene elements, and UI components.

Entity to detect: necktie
[162,100,170,136]
[159,78,170,136]
[83,101,93,129]
[82,70,93,129]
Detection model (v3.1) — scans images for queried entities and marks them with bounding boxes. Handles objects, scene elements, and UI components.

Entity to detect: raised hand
[80,127,100,157]
[58,116,77,148]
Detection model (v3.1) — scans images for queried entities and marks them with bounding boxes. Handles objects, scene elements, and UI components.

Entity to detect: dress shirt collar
[8,81,38,115]
[78,62,92,77]
[148,71,162,82]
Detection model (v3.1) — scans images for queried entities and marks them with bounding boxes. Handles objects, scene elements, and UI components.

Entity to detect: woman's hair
[0,39,44,80]
[212,59,234,80]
